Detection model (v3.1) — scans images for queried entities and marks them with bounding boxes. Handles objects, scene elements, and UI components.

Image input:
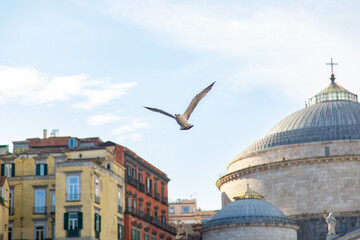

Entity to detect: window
[146,177,152,194]
[35,225,45,240]
[36,164,48,176]
[34,188,46,213]
[50,190,55,212]
[94,176,100,203]
[9,188,14,215]
[325,146,330,156]
[132,167,137,178]
[139,202,143,215]
[152,236,157,240]
[66,175,80,201]
[117,187,123,212]
[118,223,124,240]
[161,183,165,202]
[64,212,83,237]
[182,206,190,213]
[94,213,101,237]
[133,198,137,214]
[127,196,131,211]
[138,172,143,184]
[126,165,131,176]
[169,206,175,214]
[1,163,15,177]
[154,181,158,195]
[8,225,12,240]
[144,232,149,240]
[131,228,140,240]
[161,215,166,224]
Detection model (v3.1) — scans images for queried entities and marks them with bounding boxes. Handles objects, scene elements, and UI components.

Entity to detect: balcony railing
[125,206,176,234]
[126,175,138,187]
[33,206,47,214]
[66,193,81,201]
[9,207,14,215]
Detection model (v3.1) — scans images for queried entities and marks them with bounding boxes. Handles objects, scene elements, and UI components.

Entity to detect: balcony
[126,175,138,187]
[66,193,81,201]
[33,206,47,214]
[125,206,176,235]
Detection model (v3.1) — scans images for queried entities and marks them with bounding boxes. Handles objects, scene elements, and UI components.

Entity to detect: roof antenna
[326,58,338,83]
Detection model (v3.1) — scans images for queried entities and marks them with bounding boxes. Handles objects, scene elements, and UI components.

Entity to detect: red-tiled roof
[27,137,71,148]
[0,176,7,187]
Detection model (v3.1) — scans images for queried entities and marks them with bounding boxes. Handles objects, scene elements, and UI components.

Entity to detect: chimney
[43,129,47,139]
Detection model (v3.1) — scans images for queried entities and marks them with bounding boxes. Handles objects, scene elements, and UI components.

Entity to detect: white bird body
[144,81,215,130]
[175,114,194,130]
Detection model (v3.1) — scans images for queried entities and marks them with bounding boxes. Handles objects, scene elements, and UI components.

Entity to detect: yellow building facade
[0,137,126,240]
[0,176,10,240]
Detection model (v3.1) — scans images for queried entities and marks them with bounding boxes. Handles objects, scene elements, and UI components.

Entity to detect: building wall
[202,224,298,240]
[0,178,9,240]
[55,161,125,240]
[220,155,360,216]
[2,155,56,239]
[228,140,360,172]
[124,151,175,240]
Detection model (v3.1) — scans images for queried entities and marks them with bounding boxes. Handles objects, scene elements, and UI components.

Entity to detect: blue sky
[1,0,360,210]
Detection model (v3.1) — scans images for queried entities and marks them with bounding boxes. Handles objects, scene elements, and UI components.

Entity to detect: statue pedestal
[326,234,338,240]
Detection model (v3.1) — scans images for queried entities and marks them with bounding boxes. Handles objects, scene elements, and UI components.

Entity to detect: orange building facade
[122,148,175,240]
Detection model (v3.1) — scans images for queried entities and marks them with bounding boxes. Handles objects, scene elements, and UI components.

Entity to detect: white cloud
[94,0,360,100]
[113,119,150,135]
[113,118,150,142]
[0,65,136,109]
[87,114,125,126]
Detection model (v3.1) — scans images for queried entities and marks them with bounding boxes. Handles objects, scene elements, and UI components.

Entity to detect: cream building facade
[0,176,10,240]
[0,134,126,240]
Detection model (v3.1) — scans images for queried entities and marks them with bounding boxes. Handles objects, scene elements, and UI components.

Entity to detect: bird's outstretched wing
[143,106,176,119]
[183,81,215,120]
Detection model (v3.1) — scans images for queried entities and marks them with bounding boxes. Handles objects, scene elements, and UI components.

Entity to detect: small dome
[204,187,295,228]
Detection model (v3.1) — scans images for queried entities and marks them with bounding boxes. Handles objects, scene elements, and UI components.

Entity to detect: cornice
[217,155,360,189]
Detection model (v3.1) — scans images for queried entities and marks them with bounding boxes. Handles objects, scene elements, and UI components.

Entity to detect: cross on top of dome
[326,58,338,83]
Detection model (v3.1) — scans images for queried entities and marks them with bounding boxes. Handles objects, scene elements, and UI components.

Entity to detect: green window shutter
[36,164,40,175]
[44,164,48,175]
[78,212,83,229]
[121,225,124,240]
[64,212,69,229]
[11,163,15,177]
[94,213,97,231]
[118,224,120,239]
[99,215,101,232]
[1,164,4,176]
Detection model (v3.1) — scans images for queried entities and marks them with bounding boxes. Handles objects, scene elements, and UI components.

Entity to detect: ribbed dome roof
[204,198,295,228]
[240,77,360,156]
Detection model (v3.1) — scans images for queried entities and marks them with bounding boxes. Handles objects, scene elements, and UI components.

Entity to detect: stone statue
[324,212,336,235]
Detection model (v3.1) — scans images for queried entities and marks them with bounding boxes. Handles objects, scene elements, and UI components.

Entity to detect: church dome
[241,74,360,156]
[204,186,295,229]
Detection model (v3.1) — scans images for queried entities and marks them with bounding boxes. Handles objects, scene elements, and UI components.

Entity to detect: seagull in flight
[144,81,215,130]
